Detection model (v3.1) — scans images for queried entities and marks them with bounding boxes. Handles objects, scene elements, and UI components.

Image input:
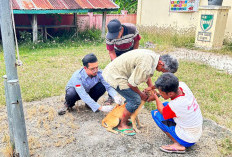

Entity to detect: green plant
[139,26,195,50]
[112,0,138,14]
[217,137,232,156]
[19,31,32,43]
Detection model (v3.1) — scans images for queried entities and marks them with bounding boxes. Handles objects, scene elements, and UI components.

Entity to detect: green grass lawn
[1,42,231,132]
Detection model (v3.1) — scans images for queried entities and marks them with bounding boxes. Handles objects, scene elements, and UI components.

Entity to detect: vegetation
[112,0,138,14]
[1,28,232,155]
[139,26,232,56]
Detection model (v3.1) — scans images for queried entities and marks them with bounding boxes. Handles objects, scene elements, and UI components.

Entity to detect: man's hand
[114,95,123,105]
[140,92,148,101]
[144,87,153,94]
[147,93,157,102]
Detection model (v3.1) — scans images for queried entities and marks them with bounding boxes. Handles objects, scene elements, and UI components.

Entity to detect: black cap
[106,19,122,40]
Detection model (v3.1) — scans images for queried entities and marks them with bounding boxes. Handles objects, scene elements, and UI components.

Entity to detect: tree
[113,0,138,14]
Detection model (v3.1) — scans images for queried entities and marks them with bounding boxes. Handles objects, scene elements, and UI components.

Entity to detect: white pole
[0,0,30,156]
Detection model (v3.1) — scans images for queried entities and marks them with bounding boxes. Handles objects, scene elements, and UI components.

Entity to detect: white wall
[137,0,232,38]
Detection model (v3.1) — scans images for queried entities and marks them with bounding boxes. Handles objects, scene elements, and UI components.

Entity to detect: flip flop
[127,121,132,126]
[159,146,186,154]
[113,127,136,136]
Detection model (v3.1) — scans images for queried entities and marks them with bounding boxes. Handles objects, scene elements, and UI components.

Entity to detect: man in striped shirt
[106,19,141,61]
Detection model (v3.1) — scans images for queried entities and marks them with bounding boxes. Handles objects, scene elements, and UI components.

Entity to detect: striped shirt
[106,23,141,52]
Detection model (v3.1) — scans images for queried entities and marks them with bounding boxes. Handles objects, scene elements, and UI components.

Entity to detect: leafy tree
[113,0,138,14]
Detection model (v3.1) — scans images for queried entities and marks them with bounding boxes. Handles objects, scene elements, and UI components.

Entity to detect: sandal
[159,145,186,154]
[113,127,136,136]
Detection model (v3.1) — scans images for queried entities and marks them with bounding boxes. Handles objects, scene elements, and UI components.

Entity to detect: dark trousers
[65,82,106,107]
[115,47,134,57]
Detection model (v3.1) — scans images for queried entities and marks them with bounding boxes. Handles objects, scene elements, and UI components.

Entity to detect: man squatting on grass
[149,73,203,153]
[102,49,178,135]
[58,53,122,115]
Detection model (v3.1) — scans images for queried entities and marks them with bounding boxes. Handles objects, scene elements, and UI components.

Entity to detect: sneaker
[104,96,114,105]
[58,103,72,115]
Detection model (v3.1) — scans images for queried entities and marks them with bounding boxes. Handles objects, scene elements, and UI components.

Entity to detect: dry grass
[1,134,14,157]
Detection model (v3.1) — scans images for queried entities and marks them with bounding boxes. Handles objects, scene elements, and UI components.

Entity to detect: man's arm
[74,82,100,112]
[108,50,117,61]
[153,93,164,114]
[133,39,139,49]
[146,77,154,88]
[128,83,148,101]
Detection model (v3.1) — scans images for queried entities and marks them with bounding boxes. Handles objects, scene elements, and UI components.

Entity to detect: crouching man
[102,49,178,135]
[149,73,203,153]
[58,53,122,115]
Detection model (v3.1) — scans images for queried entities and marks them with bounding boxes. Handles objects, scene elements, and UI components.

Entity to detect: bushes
[15,28,104,50]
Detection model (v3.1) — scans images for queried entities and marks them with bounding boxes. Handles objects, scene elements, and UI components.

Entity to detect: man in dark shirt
[105,19,141,61]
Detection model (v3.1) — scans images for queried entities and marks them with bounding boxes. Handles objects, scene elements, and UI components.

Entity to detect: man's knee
[65,87,80,107]
[126,96,141,113]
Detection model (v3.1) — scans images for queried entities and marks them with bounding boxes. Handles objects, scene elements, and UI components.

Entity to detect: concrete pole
[101,11,107,38]
[32,14,38,43]
[3,75,15,147]
[0,0,30,156]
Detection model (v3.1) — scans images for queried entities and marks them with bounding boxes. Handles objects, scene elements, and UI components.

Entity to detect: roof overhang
[13,8,118,14]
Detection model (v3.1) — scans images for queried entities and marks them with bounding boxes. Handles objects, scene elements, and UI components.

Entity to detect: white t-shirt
[164,82,203,143]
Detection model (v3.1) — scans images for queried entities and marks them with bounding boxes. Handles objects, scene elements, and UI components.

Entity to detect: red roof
[12,0,118,10]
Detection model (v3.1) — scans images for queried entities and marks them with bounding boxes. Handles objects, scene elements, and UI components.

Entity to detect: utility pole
[0,0,30,156]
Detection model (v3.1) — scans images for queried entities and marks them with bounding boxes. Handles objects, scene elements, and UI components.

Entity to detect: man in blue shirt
[58,53,122,115]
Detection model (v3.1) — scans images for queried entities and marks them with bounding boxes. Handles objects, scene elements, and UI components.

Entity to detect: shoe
[104,96,114,105]
[58,103,72,115]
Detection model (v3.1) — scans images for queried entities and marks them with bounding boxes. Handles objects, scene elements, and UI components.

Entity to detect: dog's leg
[130,100,146,133]
[136,116,144,128]
[107,127,119,134]
[131,115,141,133]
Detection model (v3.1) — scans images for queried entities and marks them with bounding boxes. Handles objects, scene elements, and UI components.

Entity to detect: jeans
[151,102,195,147]
[115,86,141,113]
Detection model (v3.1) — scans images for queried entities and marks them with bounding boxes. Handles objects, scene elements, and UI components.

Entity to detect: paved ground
[0,49,232,157]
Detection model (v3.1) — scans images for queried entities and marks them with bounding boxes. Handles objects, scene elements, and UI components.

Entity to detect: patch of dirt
[0,94,231,157]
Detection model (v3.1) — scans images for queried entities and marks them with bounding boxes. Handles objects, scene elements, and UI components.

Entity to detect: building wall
[14,12,137,31]
[137,0,232,39]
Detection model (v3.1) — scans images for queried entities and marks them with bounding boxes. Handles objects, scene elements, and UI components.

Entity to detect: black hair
[160,54,178,73]
[82,53,98,68]
[155,73,179,93]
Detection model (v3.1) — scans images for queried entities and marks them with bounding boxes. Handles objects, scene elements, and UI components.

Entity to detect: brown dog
[102,100,146,134]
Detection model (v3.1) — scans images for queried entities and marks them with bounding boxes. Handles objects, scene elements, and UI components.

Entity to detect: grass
[139,26,232,56]
[0,28,232,155]
[217,137,232,156]
[1,41,232,130]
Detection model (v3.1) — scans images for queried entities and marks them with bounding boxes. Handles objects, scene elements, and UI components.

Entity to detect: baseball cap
[106,19,122,40]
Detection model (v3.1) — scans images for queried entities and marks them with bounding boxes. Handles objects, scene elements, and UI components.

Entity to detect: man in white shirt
[150,73,203,153]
